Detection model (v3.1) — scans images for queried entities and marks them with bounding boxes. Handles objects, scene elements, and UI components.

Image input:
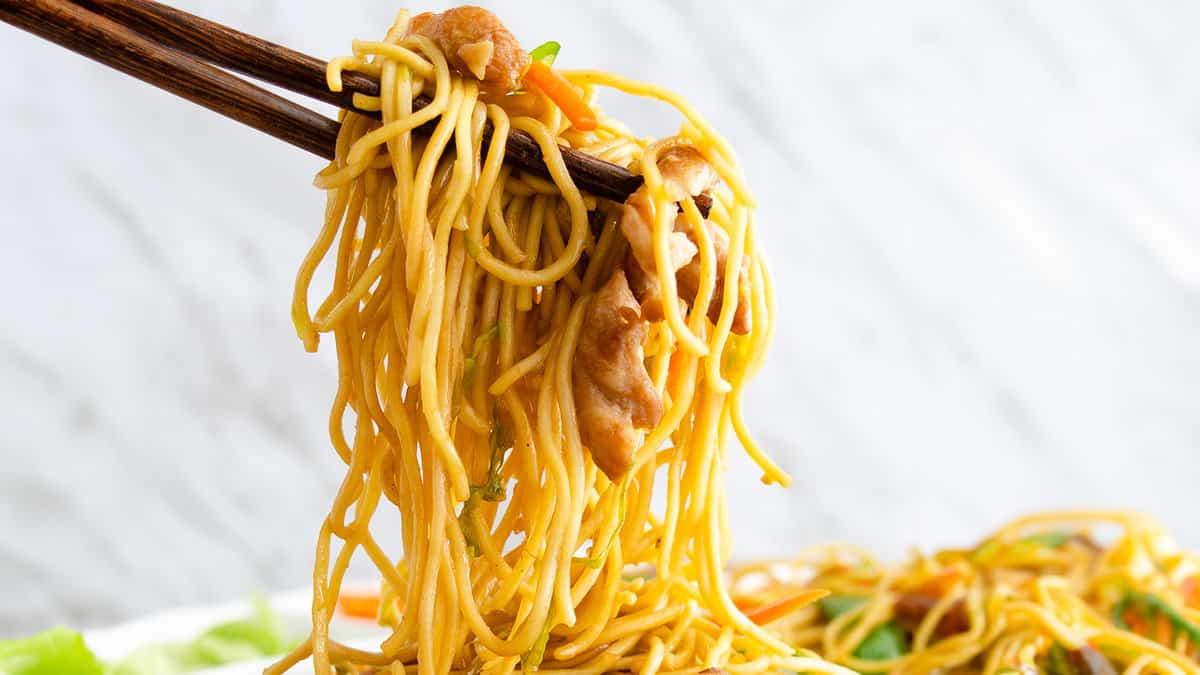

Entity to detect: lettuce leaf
[0,626,104,675]
[0,597,292,675]
[106,596,291,674]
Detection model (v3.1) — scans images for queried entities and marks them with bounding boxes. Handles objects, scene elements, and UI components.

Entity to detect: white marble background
[1,0,1198,636]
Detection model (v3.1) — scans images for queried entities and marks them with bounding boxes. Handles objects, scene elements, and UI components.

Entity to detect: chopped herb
[529,41,561,66]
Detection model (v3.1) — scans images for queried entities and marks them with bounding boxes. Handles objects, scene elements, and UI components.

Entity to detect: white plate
[84,589,390,674]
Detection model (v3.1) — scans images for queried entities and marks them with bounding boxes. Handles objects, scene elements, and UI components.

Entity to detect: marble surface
[2,0,1198,635]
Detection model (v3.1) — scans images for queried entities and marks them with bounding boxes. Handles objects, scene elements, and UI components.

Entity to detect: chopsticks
[0,0,712,213]
[0,0,341,158]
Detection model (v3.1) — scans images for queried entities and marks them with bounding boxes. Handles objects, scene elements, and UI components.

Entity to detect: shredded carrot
[1155,614,1172,645]
[913,568,964,595]
[743,588,829,626]
[1124,610,1147,635]
[1182,575,1199,608]
[523,61,597,132]
[338,591,381,620]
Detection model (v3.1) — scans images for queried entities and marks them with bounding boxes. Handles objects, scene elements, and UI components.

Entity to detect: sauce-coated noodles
[733,512,1200,674]
[276,8,837,675]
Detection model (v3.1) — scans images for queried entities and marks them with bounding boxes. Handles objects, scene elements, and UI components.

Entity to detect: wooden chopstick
[69,0,377,116]
[0,0,342,159]
[2,0,711,213]
[64,0,657,207]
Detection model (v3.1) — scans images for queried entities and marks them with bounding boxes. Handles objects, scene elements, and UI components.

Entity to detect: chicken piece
[619,146,751,334]
[409,6,530,98]
[892,589,969,638]
[573,270,663,481]
[674,218,752,334]
[620,147,714,276]
[623,216,751,335]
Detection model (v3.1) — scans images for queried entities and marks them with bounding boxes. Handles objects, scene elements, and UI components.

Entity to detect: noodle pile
[733,511,1200,674]
[275,7,844,675]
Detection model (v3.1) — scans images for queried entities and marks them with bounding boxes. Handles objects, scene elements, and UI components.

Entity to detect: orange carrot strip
[1182,575,1199,608]
[338,591,381,620]
[743,588,830,626]
[523,61,597,132]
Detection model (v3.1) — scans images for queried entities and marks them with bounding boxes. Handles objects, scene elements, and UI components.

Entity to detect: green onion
[529,41,560,66]
[461,323,499,391]
[459,405,512,558]
[1042,643,1077,675]
[521,619,553,673]
[481,405,510,502]
[853,621,909,664]
[1113,591,1200,644]
[458,491,483,558]
[579,477,629,568]
[968,539,1001,563]
[1018,532,1071,548]
[971,531,1070,563]
[817,594,869,621]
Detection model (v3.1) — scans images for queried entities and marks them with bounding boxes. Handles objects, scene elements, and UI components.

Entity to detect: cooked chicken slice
[620,146,751,334]
[674,218,751,334]
[409,6,530,98]
[656,146,719,201]
[620,195,696,286]
[619,147,715,277]
[573,269,663,481]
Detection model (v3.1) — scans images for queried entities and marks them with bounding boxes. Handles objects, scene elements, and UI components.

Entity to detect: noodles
[278,7,833,675]
[281,10,1197,675]
[732,511,1200,674]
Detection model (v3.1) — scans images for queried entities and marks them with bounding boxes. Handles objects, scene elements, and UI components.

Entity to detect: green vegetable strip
[580,477,629,569]
[528,41,560,66]
[459,406,512,557]
[461,323,499,391]
[1113,591,1200,644]
[853,621,910,671]
[1019,532,1071,548]
[521,618,553,673]
[1042,642,1079,675]
[971,531,1071,563]
[817,594,869,621]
